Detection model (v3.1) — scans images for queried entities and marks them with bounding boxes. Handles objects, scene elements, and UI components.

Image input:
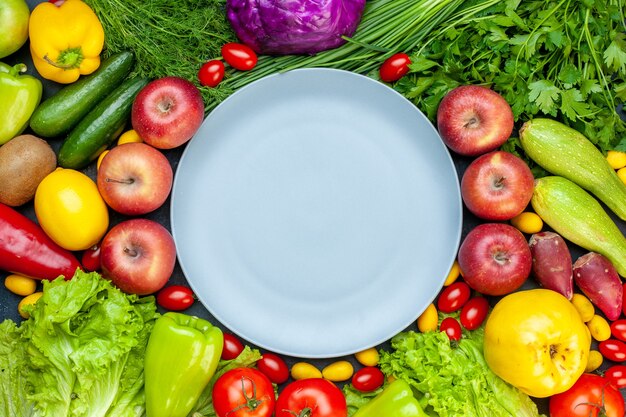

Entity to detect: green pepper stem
[9,64,27,77]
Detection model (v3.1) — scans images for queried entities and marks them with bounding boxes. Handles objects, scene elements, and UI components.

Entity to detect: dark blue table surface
[2,0,625,413]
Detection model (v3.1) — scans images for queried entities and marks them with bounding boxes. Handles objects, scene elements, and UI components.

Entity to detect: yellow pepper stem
[43,47,84,69]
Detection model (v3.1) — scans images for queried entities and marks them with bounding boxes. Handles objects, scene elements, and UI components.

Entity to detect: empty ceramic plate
[171,68,462,358]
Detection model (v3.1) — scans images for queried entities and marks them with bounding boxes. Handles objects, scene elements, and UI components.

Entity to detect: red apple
[461,150,534,221]
[436,85,514,156]
[100,218,176,295]
[458,223,532,296]
[131,76,204,149]
[97,142,173,216]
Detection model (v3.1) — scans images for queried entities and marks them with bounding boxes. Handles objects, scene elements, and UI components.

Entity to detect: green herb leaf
[604,33,626,74]
[560,89,591,120]
[528,80,561,116]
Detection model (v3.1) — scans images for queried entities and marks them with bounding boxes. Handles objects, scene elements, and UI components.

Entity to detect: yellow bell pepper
[28,0,104,84]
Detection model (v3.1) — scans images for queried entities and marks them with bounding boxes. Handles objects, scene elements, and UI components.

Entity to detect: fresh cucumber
[531,175,626,277]
[520,118,626,221]
[30,51,135,138]
[58,77,150,169]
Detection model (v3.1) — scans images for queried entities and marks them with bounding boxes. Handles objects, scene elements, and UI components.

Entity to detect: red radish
[573,252,623,321]
[528,232,573,299]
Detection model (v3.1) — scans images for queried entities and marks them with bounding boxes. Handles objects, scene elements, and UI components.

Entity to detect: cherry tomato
[460,296,490,330]
[275,378,347,417]
[598,339,626,362]
[351,366,385,392]
[198,59,225,87]
[605,365,626,389]
[222,333,245,360]
[437,281,471,313]
[290,362,322,380]
[213,368,275,417]
[354,347,379,366]
[549,373,625,417]
[379,53,411,83]
[4,274,37,296]
[610,319,626,342]
[440,317,462,341]
[156,285,194,311]
[221,43,258,71]
[256,352,289,384]
[81,244,101,271]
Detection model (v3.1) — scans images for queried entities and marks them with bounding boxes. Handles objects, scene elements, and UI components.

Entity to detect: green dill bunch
[85,0,237,109]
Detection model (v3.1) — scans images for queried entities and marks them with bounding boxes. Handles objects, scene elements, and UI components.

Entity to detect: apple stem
[124,247,138,257]
[494,251,509,265]
[158,99,174,113]
[106,177,135,185]
[463,116,479,129]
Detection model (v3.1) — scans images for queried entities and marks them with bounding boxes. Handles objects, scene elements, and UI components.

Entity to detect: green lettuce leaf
[343,383,383,417]
[377,324,545,417]
[0,320,38,417]
[2,270,159,417]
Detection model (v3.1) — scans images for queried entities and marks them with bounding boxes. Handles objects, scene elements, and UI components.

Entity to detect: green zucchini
[531,176,626,277]
[58,76,150,169]
[520,118,626,221]
[30,51,135,138]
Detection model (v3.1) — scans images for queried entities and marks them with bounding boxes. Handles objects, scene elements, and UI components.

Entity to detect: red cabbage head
[226,0,367,55]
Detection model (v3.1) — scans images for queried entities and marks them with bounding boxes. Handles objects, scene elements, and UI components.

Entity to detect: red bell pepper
[0,202,81,280]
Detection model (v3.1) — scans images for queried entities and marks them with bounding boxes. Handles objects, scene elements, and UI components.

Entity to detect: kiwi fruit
[0,134,57,206]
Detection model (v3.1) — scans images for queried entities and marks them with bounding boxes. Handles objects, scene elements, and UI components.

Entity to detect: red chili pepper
[0,203,81,280]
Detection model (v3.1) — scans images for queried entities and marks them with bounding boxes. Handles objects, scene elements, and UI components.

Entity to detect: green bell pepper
[144,312,224,417]
[0,62,42,144]
[353,379,430,417]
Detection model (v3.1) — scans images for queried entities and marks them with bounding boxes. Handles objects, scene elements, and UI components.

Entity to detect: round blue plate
[171,68,462,358]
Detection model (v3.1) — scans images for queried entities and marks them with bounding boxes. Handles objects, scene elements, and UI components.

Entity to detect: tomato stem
[298,408,313,417]
[282,409,313,417]
[226,377,266,416]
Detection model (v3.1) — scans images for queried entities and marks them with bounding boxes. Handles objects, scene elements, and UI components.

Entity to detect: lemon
[34,168,109,251]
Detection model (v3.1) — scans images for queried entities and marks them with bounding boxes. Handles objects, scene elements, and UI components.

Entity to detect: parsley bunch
[397,0,626,153]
